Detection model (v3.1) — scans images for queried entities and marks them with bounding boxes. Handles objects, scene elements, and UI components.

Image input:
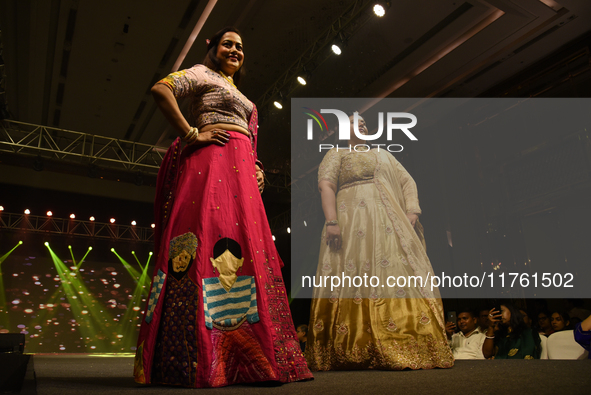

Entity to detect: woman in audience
[536,310,555,337]
[574,314,591,359]
[550,311,572,332]
[483,303,541,359]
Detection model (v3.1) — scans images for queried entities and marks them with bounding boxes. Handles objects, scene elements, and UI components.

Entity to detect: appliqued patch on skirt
[145,269,166,323]
[337,322,349,335]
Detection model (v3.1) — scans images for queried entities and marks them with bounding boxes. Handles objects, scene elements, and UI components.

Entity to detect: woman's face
[538,313,551,330]
[551,312,568,331]
[216,32,244,77]
[500,305,511,325]
[348,114,368,144]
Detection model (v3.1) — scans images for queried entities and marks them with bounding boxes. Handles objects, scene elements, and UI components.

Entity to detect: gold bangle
[183,127,199,144]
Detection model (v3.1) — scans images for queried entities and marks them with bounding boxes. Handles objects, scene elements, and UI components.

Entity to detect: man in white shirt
[446,309,486,359]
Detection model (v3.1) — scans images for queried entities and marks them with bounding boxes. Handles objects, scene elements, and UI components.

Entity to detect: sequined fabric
[158,65,253,131]
[152,276,199,386]
[136,130,312,387]
[308,148,453,370]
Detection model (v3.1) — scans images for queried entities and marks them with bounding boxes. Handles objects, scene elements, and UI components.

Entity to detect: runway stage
[23,355,591,395]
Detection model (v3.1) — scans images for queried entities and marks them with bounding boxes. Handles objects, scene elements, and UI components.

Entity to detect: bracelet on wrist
[486,335,495,339]
[325,220,338,226]
[183,127,199,144]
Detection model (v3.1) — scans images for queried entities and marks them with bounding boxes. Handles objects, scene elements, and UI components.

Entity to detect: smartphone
[446,311,457,325]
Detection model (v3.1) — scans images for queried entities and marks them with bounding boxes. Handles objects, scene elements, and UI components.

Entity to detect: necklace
[218,70,236,89]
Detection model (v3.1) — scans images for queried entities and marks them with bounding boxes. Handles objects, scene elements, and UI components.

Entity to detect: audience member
[537,311,555,337]
[551,311,572,332]
[564,299,591,326]
[446,309,486,359]
[520,309,532,328]
[297,324,308,353]
[477,308,490,332]
[574,314,591,359]
[483,303,541,359]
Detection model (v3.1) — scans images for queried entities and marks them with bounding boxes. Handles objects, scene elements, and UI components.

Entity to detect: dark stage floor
[29,355,591,395]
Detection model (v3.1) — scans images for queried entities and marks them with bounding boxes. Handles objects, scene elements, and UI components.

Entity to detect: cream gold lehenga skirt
[305,181,454,370]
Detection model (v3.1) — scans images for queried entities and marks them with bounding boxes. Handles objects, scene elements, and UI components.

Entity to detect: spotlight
[150,223,155,229]
[110,218,116,224]
[88,247,92,250]
[47,211,53,217]
[331,44,342,55]
[131,221,136,226]
[0,206,4,211]
[68,245,72,249]
[297,76,306,85]
[287,227,291,233]
[373,1,391,17]
[273,101,283,109]
[132,251,135,255]
[70,213,76,219]
[24,209,30,215]
[89,216,95,222]
[44,242,49,246]
[111,248,115,252]
[272,235,276,241]
[19,241,23,245]
[149,252,153,256]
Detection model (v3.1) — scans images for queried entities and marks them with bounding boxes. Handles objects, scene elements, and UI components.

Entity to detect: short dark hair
[203,27,245,87]
[457,308,477,318]
[297,324,308,335]
[212,237,242,259]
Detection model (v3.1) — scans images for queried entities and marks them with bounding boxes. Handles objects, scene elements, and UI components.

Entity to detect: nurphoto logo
[303,108,418,152]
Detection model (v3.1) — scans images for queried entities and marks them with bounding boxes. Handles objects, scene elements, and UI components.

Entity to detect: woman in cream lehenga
[305,113,453,370]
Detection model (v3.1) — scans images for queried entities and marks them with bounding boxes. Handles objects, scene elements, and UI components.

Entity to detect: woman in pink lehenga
[133,27,312,388]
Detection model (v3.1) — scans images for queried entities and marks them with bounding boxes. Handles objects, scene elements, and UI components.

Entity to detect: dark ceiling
[1,0,591,202]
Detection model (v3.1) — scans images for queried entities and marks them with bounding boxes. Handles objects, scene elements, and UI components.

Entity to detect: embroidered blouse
[318,148,422,215]
[158,64,253,131]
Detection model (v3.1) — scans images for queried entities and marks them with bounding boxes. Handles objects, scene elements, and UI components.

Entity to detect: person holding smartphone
[446,309,486,359]
[483,303,541,359]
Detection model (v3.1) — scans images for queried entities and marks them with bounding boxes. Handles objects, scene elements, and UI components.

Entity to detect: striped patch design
[203,275,258,330]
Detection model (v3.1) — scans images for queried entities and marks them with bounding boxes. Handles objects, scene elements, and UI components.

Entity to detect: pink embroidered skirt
[134,132,312,387]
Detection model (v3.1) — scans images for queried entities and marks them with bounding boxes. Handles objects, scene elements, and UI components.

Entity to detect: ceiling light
[24,209,30,215]
[70,214,76,219]
[110,218,116,224]
[131,221,137,226]
[47,211,53,217]
[297,76,307,85]
[89,216,95,222]
[273,101,283,109]
[331,44,342,55]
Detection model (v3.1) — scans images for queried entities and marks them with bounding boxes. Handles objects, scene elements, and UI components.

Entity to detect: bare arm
[151,83,191,136]
[319,179,341,250]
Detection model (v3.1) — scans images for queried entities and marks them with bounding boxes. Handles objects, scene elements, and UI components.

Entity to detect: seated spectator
[565,299,591,326]
[296,324,308,353]
[520,309,532,328]
[537,310,555,337]
[551,311,572,332]
[574,314,591,359]
[483,303,541,359]
[477,308,490,332]
[446,309,486,359]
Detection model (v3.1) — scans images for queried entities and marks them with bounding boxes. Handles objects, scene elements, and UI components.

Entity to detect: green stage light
[44,242,49,246]
[19,241,23,245]
[88,247,92,250]
[132,251,135,254]
[149,252,153,256]
[110,248,115,252]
